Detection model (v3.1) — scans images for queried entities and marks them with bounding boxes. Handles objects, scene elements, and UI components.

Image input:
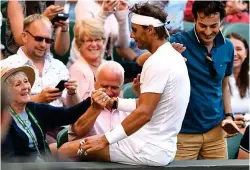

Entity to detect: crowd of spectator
[1,0,249,166]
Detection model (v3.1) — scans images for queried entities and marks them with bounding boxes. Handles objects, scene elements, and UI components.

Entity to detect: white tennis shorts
[109,136,175,166]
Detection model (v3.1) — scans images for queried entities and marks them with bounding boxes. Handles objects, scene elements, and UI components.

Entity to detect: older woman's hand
[91,89,111,109]
[65,79,77,96]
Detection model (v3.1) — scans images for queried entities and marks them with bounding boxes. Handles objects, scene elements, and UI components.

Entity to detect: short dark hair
[130,2,168,39]
[226,32,249,98]
[192,1,226,21]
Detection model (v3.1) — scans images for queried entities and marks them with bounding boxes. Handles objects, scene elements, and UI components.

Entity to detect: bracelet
[105,124,127,144]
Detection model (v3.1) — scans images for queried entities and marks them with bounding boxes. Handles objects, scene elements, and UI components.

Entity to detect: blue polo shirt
[169,28,234,133]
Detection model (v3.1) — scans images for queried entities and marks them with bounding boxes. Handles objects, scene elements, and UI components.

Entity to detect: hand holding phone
[55,80,67,91]
[222,119,240,135]
[39,88,62,103]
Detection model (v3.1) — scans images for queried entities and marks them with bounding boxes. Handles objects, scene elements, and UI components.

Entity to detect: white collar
[17,47,53,65]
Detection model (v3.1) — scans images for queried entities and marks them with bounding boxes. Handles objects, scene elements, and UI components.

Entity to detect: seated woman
[0,66,108,162]
[69,18,105,100]
[226,32,249,133]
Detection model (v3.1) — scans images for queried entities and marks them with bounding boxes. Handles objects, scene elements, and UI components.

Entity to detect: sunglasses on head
[206,55,217,78]
[25,30,53,44]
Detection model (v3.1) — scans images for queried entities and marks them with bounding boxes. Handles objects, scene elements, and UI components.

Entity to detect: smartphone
[55,80,67,91]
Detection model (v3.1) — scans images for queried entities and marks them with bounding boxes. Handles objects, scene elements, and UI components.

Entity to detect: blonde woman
[69,18,106,100]
[67,0,130,68]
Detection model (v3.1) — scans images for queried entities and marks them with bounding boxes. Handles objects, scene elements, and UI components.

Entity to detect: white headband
[131,13,170,36]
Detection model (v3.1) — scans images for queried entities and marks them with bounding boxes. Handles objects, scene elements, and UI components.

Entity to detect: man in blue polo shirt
[169,1,239,160]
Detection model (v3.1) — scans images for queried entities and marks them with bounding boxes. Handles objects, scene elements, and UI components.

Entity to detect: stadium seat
[123,82,138,99]
[57,128,68,149]
[222,23,249,44]
[227,133,243,159]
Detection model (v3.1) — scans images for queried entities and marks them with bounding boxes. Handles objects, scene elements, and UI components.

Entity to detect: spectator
[0,65,96,162]
[225,0,249,24]
[58,61,129,160]
[1,14,79,107]
[168,1,239,160]
[57,2,190,166]
[237,125,249,159]
[0,14,79,148]
[67,0,130,68]
[69,18,105,100]
[226,32,249,131]
[5,1,70,58]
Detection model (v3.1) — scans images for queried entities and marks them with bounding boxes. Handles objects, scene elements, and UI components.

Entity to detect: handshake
[91,89,114,110]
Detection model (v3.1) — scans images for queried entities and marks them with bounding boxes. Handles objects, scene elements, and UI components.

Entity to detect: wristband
[117,98,136,112]
[105,124,127,144]
[225,113,234,121]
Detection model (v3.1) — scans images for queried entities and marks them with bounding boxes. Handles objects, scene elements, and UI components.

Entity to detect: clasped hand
[91,89,111,109]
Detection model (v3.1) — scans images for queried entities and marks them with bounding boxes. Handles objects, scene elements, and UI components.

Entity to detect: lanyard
[9,107,50,160]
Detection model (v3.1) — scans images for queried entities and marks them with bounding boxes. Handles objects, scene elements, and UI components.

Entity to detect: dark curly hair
[130,2,168,39]
[226,32,249,98]
[192,1,226,21]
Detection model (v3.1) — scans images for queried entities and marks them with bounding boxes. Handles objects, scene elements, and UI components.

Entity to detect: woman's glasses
[25,30,54,44]
[206,55,217,77]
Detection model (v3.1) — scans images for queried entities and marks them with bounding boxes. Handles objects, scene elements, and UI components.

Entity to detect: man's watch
[225,113,235,121]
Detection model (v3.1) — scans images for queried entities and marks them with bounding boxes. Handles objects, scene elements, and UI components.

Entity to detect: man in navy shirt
[169,1,238,160]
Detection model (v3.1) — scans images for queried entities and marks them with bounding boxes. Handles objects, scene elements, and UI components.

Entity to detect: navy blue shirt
[169,28,234,133]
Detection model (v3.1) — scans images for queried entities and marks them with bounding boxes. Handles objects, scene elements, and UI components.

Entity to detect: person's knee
[57,142,71,160]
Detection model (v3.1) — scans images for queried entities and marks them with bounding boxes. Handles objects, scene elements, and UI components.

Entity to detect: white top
[67,0,130,68]
[0,47,69,107]
[229,75,250,114]
[119,42,190,154]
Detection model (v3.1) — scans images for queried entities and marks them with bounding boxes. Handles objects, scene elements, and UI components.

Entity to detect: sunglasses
[25,30,54,44]
[206,55,217,77]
